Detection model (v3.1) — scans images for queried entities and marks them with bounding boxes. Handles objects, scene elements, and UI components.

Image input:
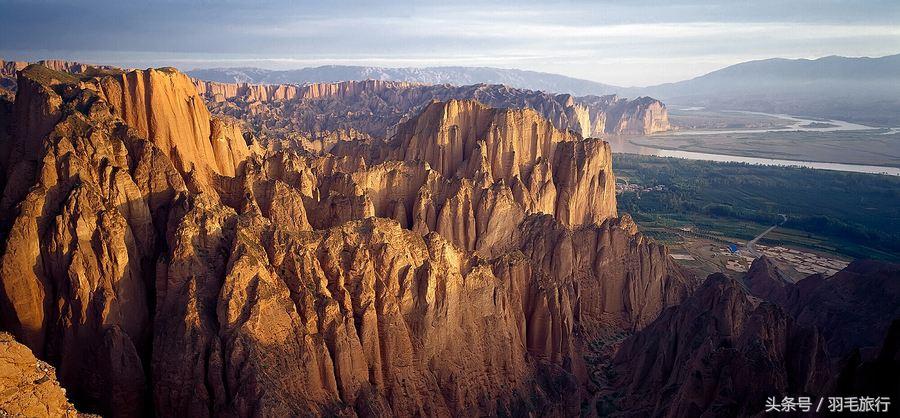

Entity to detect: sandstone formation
[0,64,191,415]
[249,98,622,258]
[4,59,671,140]
[1,60,110,77]
[2,60,897,418]
[582,95,670,135]
[0,62,690,416]
[194,78,420,104]
[0,332,83,417]
[93,67,252,188]
[192,78,670,143]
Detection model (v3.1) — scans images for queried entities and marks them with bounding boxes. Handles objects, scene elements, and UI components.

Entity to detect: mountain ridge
[635,53,900,125]
[187,65,622,96]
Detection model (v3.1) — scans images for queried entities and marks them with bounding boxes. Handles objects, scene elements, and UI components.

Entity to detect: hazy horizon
[2,0,899,86]
[5,51,900,88]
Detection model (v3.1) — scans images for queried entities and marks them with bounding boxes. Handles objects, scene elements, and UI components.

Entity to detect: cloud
[1,0,898,85]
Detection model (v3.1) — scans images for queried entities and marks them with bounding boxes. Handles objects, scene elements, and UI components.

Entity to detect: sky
[1,0,899,86]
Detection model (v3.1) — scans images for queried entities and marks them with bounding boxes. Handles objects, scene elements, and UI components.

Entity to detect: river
[608,110,900,176]
[669,110,876,135]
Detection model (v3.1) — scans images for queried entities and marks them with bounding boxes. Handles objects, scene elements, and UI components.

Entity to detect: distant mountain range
[187,65,619,96]
[188,54,900,126]
[638,54,900,126]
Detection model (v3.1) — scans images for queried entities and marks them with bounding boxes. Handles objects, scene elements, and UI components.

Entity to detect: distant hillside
[638,54,900,126]
[187,65,620,96]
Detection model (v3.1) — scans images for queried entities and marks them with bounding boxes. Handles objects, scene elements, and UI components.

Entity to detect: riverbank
[606,108,900,174]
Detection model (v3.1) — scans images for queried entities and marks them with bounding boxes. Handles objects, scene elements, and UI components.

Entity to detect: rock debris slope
[0,63,690,417]
[0,332,84,417]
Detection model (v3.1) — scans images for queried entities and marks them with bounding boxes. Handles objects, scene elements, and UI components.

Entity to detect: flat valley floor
[629,108,900,168]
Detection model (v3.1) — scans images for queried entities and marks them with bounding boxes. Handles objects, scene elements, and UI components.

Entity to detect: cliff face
[389,99,617,228]
[597,95,670,134]
[1,60,107,78]
[193,78,670,140]
[5,60,670,139]
[150,210,689,417]
[0,63,690,417]
[94,68,252,186]
[0,60,27,92]
[302,99,618,252]
[155,212,542,416]
[0,64,190,415]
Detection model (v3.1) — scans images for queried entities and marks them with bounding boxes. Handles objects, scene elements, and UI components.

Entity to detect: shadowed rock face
[611,274,830,417]
[609,257,900,417]
[1,60,117,100]
[1,60,116,86]
[833,319,900,403]
[745,257,900,360]
[0,63,691,417]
